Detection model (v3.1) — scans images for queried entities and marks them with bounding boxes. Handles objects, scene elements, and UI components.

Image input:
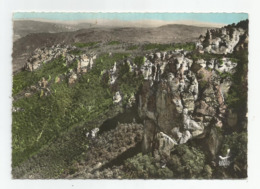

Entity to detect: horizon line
[13,18,227,28]
[13,12,248,25]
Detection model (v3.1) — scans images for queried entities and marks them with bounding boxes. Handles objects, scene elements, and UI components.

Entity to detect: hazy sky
[13,12,248,25]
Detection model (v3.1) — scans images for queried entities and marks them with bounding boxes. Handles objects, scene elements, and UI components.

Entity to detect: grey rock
[113,91,122,104]
[157,132,177,157]
[182,93,195,113]
[179,130,192,144]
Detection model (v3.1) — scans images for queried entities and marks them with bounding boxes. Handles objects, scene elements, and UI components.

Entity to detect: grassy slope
[12,51,131,167]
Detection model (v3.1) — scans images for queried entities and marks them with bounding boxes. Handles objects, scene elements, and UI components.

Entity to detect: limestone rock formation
[24,44,96,76]
[197,20,248,54]
[138,48,237,155]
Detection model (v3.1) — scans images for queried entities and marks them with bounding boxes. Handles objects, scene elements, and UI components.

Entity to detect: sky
[13,12,248,25]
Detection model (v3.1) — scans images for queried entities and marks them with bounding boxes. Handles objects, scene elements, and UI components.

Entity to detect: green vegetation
[124,153,173,179]
[12,53,130,167]
[168,145,206,178]
[117,61,143,106]
[68,49,83,55]
[221,132,247,165]
[219,59,224,65]
[73,42,99,48]
[108,41,121,45]
[219,132,247,178]
[12,23,248,178]
[142,42,195,51]
[218,71,233,79]
[93,53,129,75]
[12,123,92,178]
[133,56,145,68]
[190,47,248,113]
[199,80,208,89]
[12,79,109,167]
[12,71,38,95]
[226,49,248,111]
[124,145,209,179]
[127,45,139,50]
[13,56,74,95]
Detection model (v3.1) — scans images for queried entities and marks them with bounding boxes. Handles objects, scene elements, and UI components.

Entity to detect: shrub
[134,56,145,68]
[168,145,206,178]
[220,132,247,178]
[124,153,173,179]
[117,62,143,106]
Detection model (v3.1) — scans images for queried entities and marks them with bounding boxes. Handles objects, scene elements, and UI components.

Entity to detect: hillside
[12,20,248,179]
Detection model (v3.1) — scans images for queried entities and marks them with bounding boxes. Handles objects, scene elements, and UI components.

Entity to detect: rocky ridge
[197,20,248,54]
[25,44,96,75]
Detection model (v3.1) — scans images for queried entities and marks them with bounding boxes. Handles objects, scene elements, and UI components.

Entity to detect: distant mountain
[12,23,215,72]
[13,20,94,41]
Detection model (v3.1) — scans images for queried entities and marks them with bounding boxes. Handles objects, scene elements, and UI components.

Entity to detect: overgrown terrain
[12,20,248,179]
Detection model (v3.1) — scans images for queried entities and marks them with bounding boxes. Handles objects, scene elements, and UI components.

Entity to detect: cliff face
[138,51,236,158]
[137,20,248,169]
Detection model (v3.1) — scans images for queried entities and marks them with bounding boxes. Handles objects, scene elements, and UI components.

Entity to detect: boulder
[24,93,31,97]
[196,59,207,68]
[171,127,183,141]
[113,91,122,104]
[68,73,77,84]
[157,132,177,157]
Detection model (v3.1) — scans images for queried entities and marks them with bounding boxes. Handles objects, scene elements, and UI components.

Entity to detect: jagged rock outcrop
[138,49,238,157]
[25,44,73,71]
[24,44,96,75]
[22,44,97,91]
[137,21,248,162]
[197,20,248,54]
[77,54,96,73]
[109,62,117,85]
[153,132,177,161]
